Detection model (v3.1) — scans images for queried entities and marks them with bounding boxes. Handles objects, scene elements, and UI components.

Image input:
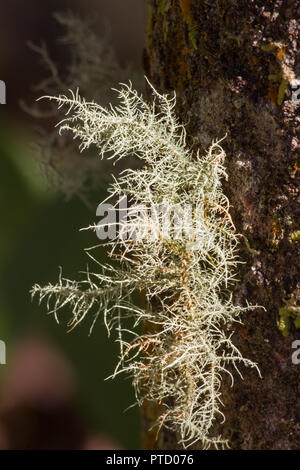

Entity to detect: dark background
[0,0,146,450]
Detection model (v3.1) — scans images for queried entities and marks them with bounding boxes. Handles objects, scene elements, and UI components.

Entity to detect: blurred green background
[0,0,146,450]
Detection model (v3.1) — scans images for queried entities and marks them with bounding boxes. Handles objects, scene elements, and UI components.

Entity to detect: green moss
[268,73,282,82]
[187,20,197,50]
[157,0,168,15]
[266,71,288,106]
[290,231,300,242]
[277,78,288,106]
[261,43,289,106]
[242,235,260,256]
[277,299,300,337]
[261,43,277,52]
[180,0,198,50]
[277,314,290,337]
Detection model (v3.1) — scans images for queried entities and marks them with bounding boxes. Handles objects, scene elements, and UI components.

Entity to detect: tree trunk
[142,0,300,450]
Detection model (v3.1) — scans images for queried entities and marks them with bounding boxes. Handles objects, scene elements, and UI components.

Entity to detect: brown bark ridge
[142,0,300,450]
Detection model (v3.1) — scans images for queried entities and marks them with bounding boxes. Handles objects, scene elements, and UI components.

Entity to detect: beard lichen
[31,79,261,449]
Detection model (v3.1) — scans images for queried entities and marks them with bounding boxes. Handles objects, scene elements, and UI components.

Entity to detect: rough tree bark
[141,0,300,450]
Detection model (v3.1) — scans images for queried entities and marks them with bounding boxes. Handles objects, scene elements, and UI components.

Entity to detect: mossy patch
[290,231,300,242]
[180,0,198,50]
[277,298,300,337]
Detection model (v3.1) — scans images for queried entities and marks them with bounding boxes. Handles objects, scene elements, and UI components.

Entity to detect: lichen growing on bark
[31,80,261,449]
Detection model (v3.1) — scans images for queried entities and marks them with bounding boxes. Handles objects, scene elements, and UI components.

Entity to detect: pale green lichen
[32,80,261,449]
